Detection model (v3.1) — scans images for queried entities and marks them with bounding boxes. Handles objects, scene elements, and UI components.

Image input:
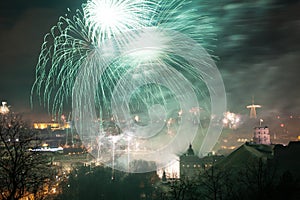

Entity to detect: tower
[246,98,261,119]
[253,126,271,145]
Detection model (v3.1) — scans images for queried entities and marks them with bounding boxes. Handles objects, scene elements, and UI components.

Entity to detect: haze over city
[1,0,300,199]
[1,0,300,147]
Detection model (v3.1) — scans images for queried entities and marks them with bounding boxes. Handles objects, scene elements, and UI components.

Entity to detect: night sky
[0,0,300,122]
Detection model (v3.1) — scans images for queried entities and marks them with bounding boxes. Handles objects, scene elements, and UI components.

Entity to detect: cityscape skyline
[1,0,300,146]
[1,1,300,199]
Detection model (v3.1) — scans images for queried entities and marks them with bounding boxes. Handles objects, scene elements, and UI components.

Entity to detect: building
[33,122,71,130]
[253,126,271,145]
[179,144,202,180]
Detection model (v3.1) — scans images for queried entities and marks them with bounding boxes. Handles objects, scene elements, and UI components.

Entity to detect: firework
[83,0,157,45]
[0,102,9,115]
[32,0,226,173]
[222,111,241,129]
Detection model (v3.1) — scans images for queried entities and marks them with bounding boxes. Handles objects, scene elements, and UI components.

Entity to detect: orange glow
[33,122,70,130]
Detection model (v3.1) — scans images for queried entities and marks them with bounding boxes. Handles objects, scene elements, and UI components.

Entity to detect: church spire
[187,143,194,156]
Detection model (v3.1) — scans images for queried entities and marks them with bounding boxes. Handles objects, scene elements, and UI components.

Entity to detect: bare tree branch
[0,113,56,200]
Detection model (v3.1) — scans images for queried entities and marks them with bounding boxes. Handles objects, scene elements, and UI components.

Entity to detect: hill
[215,142,274,170]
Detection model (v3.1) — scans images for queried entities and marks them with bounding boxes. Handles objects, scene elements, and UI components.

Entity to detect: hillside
[215,142,273,170]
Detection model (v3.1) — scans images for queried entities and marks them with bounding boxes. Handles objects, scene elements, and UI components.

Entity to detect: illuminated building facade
[179,144,202,180]
[253,126,271,145]
[33,122,71,130]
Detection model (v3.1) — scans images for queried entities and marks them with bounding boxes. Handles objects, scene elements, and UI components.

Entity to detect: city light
[0,101,9,114]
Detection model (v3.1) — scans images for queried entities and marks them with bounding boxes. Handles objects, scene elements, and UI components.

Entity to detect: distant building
[33,122,71,130]
[253,126,271,145]
[179,144,202,180]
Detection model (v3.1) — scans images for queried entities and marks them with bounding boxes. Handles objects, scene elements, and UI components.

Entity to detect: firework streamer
[32,0,226,173]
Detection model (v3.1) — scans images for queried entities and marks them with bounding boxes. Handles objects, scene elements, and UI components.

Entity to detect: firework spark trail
[32,0,215,115]
[32,0,226,173]
[83,0,158,45]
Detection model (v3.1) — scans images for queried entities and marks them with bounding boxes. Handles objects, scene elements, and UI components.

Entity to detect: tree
[58,165,160,200]
[198,165,232,200]
[237,157,277,200]
[0,113,56,200]
[170,178,200,200]
[275,170,299,200]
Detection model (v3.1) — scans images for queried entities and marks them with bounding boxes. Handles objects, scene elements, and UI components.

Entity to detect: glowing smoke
[222,111,241,129]
[32,0,226,173]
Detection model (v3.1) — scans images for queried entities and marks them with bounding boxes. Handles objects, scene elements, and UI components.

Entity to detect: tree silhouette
[275,170,299,200]
[0,113,55,200]
[58,165,159,200]
[237,157,277,200]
